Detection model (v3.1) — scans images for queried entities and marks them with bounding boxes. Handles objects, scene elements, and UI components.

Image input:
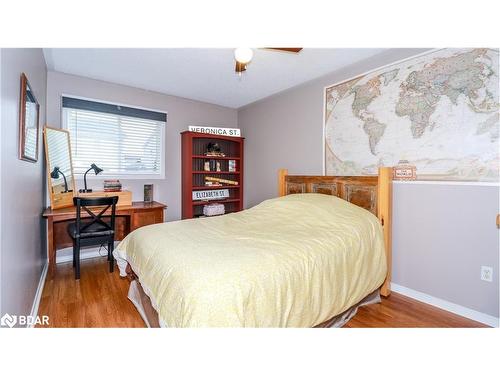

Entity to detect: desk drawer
[132,209,164,230]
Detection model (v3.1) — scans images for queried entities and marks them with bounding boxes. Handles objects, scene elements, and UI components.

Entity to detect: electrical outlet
[481,266,493,282]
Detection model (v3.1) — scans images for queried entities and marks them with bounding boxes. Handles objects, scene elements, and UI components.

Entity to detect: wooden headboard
[278,167,392,297]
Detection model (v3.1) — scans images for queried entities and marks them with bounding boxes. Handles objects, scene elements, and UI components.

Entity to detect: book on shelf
[228,160,236,172]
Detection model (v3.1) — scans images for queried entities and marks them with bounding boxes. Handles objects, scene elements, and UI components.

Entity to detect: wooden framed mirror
[19,73,40,162]
[44,127,76,209]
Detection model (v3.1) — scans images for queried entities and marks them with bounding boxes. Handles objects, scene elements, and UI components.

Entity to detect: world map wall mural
[324,48,499,181]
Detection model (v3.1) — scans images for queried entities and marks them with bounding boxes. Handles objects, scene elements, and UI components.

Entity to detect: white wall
[0,49,47,322]
[238,48,499,319]
[46,71,238,222]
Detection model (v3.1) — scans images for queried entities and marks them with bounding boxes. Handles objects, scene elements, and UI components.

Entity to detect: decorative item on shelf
[193,189,230,201]
[205,176,238,185]
[204,161,211,171]
[205,151,226,157]
[104,179,122,192]
[203,203,225,216]
[205,181,223,187]
[216,161,221,172]
[392,160,417,180]
[228,160,236,172]
[189,126,241,138]
[205,142,225,157]
[50,167,70,193]
[144,184,153,203]
[79,163,103,193]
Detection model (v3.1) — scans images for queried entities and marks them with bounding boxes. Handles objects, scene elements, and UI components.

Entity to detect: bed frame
[278,167,393,297]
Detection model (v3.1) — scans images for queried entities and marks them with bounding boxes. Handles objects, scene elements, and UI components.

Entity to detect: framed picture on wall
[19,73,40,162]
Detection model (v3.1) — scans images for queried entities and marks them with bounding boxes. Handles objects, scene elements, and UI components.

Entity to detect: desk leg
[47,217,56,279]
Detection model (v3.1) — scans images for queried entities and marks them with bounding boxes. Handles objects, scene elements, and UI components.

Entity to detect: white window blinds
[62,97,166,178]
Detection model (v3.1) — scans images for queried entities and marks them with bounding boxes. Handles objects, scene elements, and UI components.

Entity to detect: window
[62,97,166,178]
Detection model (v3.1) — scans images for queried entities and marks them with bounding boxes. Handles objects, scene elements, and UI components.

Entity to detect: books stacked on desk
[103,179,122,192]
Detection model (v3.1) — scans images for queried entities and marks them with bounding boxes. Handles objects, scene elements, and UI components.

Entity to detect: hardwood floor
[37,257,145,328]
[37,257,486,328]
[345,293,485,328]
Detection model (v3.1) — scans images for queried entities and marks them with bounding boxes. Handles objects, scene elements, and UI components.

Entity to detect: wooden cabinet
[181,131,244,219]
[131,207,164,230]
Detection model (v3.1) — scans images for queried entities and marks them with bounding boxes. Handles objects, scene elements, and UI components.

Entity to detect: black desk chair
[68,196,119,279]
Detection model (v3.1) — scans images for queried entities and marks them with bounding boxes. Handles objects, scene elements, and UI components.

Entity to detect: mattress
[114,193,387,327]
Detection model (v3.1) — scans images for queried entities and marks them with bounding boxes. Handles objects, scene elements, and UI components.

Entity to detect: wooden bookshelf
[181,131,244,219]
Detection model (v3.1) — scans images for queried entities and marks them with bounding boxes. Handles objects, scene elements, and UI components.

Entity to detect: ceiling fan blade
[235,61,247,73]
[264,48,303,53]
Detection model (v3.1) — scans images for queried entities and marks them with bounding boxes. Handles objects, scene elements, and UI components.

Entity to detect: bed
[114,167,392,327]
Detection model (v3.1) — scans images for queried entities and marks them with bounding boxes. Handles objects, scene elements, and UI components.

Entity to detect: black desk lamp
[50,166,70,193]
[79,163,103,193]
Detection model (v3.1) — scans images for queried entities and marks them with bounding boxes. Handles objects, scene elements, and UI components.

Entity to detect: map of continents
[324,48,499,181]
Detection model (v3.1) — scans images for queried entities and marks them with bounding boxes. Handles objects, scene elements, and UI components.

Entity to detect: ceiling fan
[234,48,303,74]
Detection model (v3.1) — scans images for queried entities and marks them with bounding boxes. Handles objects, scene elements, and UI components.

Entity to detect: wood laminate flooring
[36,257,486,328]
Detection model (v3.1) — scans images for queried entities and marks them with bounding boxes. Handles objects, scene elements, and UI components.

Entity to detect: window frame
[61,94,167,180]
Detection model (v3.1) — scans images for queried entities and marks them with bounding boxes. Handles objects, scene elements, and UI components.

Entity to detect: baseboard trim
[391,283,499,328]
[56,248,104,264]
[55,243,119,264]
[28,262,48,328]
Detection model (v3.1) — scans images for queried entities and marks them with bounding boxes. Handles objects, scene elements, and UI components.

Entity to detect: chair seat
[67,222,114,239]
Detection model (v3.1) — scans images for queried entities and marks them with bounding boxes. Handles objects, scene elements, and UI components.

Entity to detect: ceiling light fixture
[234,48,253,76]
[234,48,253,64]
[233,47,302,75]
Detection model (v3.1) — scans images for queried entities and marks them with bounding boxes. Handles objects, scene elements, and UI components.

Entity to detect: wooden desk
[42,201,167,278]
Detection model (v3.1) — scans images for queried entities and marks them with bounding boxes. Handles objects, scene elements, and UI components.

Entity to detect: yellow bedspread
[114,193,387,327]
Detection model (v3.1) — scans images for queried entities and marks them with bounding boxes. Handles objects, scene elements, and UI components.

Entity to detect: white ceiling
[43,48,387,108]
